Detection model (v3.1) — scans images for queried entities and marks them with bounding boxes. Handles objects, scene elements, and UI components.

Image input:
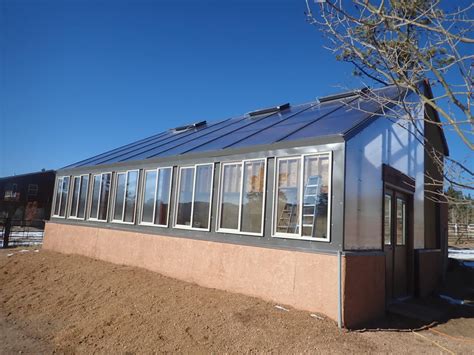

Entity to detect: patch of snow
[439,294,473,307]
[9,232,44,237]
[448,248,474,260]
[310,313,324,320]
[7,253,13,257]
[274,305,289,312]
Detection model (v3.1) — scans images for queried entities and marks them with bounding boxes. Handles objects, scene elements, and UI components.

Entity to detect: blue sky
[0,0,471,178]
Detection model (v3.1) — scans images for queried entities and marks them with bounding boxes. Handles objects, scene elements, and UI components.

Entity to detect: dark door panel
[383,188,412,301]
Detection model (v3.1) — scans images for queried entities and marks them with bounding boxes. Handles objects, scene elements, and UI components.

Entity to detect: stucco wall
[43,222,388,327]
[43,222,340,320]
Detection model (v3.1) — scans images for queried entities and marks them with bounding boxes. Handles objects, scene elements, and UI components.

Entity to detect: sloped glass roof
[64,86,401,169]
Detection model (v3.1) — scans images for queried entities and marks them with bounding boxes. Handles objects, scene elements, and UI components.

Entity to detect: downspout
[337,250,342,328]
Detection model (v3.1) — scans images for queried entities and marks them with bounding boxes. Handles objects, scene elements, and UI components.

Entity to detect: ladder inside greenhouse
[302,175,321,237]
[277,175,321,235]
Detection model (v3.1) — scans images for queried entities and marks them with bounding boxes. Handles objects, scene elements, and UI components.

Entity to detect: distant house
[0,170,56,222]
[44,82,448,328]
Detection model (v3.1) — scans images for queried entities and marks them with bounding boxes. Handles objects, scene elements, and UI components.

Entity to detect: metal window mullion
[174,167,183,227]
[326,151,333,241]
[190,166,197,227]
[166,168,173,226]
[237,162,244,232]
[132,170,139,224]
[216,164,225,231]
[121,172,129,222]
[206,164,214,231]
[259,159,267,235]
[151,169,159,224]
[70,177,76,217]
[96,174,103,220]
[273,159,280,235]
[298,156,304,237]
[64,177,71,218]
[75,177,81,217]
[56,177,63,216]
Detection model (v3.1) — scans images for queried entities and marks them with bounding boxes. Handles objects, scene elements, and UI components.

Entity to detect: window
[274,153,331,241]
[4,183,18,200]
[218,159,266,235]
[27,184,38,196]
[396,198,407,245]
[69,175,89,219]
[53,176,70,217]
[384,193,392,245]
[140,167,173,226]
[112,170,139,224]
[175,164,213,230]
[88,173,112,221]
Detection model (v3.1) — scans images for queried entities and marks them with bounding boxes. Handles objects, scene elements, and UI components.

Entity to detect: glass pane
[124,171,138,223]
[241,160,265,234]
[276,158,300,234]
[114,173,126,221]
[155,168,172,225]
[220,163,242,230]
[77,176,89,219]
[90,175,101,219]
[142,170,157,224]
[384,194,392,245]
[302,155,329,238]
[59,176,70,217]
[192,165,213,229]
[54,178,62,215]
[396,198,406,245]
[176,168,194,226]
[98,173,111,221]
[70,177,81,217]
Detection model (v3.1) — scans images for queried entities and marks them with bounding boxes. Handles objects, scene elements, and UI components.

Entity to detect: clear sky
[0,0,471,178]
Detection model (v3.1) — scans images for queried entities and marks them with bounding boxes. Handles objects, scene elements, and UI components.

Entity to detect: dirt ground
[0,247,473,354]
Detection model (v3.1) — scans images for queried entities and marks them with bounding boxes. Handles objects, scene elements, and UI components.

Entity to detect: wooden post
[3,217,11,248]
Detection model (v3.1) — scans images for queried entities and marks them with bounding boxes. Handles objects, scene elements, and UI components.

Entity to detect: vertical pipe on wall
[337,250,342,329]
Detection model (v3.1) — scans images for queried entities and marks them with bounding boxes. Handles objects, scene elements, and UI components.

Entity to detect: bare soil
[0,247,473,354]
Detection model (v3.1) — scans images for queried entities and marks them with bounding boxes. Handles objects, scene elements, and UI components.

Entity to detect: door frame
[382,165,416,302]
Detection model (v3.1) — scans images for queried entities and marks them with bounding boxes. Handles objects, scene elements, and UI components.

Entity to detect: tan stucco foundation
[43,222,386,327]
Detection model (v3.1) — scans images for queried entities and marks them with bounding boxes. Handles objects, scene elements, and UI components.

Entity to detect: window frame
[174,163,214,231]
[272,152,332,242]
[52,176,71,218]
[68,174,90,220]
[111,169,140,225]
[27,184,39,196]
[87,172,112,222]
[216,158,267,237]
[139,166,173,227]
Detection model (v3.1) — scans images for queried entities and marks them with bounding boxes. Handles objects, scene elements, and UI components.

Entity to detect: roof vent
[318,87,370,103]
[173,120,207,133]
[248,103,290,117]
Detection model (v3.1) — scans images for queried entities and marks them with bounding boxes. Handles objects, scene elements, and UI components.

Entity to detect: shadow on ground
[356,257,474,340]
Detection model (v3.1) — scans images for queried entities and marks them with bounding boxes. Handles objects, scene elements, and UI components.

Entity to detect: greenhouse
[44,82,448,327]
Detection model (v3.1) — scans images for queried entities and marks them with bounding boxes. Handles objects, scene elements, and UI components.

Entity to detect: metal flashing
[248,103,290,117]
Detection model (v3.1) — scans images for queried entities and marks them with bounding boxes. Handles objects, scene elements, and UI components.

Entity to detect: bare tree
[305,0,473,203]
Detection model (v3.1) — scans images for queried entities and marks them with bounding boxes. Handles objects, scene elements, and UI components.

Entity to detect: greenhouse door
[383,189,413,301]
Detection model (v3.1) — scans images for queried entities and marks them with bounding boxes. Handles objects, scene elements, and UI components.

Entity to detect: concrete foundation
[43,222,386,327]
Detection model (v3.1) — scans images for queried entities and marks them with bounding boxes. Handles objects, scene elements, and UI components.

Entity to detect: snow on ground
[448,248,474,260]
